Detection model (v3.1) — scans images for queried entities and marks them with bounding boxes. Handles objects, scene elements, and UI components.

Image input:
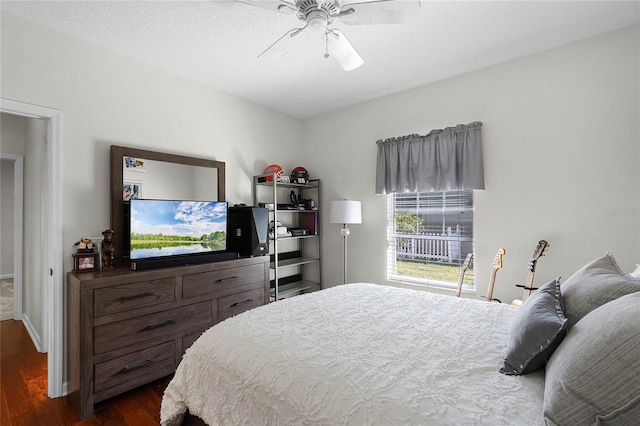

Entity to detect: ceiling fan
[237,0,422,71]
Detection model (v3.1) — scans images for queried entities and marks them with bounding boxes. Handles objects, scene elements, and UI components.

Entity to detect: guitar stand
[515,284,539,292]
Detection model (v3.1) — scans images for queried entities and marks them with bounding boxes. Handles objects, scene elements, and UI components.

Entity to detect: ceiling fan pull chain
[324,29,330,59]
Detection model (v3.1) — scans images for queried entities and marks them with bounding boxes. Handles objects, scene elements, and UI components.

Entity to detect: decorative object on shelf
[290,166,309,184]
[269,221,291,239]
[101,229,115,271]
[74,237,95,253]
[329,200,362,284]
[73,253,99,273]
[263,164,283,182]
[289,228,310,237]
[290,190,315,210]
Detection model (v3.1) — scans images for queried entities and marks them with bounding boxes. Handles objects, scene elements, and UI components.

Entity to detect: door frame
[1,98,63,398]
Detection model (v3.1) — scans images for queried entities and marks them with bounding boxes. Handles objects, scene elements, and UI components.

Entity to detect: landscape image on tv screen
[129,199,227,260]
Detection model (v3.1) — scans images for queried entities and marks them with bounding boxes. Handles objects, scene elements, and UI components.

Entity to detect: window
[386,190,475,288]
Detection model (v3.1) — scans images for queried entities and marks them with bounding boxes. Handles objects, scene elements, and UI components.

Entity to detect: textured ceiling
[2,0,639,119]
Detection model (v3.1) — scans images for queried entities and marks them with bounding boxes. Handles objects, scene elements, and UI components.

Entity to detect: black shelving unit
[253,175,321,301]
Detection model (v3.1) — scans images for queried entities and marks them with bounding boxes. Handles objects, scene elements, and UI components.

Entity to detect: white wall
[1,12,303,274]
[303,25,640,303]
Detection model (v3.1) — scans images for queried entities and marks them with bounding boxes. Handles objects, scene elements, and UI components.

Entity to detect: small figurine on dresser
[74,237,94,253]
[72,237,98,273]
[101,229,115,271]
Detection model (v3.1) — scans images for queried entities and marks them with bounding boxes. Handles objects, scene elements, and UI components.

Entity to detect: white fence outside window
[395,225,461,263]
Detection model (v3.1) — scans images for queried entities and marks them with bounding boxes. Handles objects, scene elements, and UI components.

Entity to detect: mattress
[161,283,544,425]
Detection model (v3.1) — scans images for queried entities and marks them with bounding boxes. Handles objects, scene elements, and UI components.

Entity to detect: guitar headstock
[462,253,474,271]
[527,240,549,272]
[492,248,506,271]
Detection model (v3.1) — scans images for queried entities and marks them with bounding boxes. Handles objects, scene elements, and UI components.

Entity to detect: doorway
[0,99,63,398]
[0,154,23,322]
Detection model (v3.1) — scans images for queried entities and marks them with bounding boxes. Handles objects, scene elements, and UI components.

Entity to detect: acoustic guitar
[455,253,474,297]
[511,240,549,306]
[484,248,506,303]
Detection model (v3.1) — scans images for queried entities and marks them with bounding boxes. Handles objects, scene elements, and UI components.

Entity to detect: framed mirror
[110,145,226,268]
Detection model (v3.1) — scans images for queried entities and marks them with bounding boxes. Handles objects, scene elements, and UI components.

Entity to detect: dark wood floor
[0,319,174,425]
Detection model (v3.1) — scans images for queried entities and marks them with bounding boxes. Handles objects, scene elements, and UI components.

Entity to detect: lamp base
[341,224,350,284]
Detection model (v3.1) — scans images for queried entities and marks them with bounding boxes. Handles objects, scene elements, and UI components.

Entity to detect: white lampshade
[330,200,362,224]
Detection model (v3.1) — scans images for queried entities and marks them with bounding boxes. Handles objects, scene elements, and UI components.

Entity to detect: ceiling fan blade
[339,0,421,25]
[236,0,297,15]
[258,26,308,60]
[326,29,364,71]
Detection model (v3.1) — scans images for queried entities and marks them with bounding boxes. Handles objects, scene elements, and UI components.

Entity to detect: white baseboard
[0,273,14,280]
[21,313,44,353]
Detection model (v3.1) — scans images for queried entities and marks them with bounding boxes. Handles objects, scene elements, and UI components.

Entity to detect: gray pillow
[544,292,640,425]
[561,252,640,329]
[500,277,567,376]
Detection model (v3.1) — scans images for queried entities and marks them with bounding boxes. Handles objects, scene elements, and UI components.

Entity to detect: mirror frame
[110,145,226,268]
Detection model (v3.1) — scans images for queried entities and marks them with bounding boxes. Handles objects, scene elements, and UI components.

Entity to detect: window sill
[388,275,476,295]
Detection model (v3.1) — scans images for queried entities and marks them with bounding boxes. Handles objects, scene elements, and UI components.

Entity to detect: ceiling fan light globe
[306,10,328,33]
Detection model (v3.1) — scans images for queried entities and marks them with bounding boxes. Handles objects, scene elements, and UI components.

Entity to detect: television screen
[129,199,227,261]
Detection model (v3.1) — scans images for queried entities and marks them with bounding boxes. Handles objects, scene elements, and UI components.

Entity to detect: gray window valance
[375,121,485,194]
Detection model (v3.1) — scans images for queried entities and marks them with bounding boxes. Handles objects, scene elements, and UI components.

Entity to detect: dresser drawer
[94,278,175,316]
[182,329,206,354]
[183,263,265,299]
[218,287,264,321]
[94,341,176,400]
[94,301,211,354]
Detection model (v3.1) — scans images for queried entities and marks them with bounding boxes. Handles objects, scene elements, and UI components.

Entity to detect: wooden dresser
[67,256,270,420]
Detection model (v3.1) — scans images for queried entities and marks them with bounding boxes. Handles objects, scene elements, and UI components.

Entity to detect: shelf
[270,256,319,269]
[254,175,321,301]
[273,234,318,241]
[270,280,321,299]
[255,177,320,190]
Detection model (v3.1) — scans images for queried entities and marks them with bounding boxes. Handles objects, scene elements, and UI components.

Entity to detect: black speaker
[227,206,269,257]
[130,251,238,271]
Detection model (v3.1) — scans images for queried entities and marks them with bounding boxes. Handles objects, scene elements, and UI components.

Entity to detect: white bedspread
[161,283,544,425]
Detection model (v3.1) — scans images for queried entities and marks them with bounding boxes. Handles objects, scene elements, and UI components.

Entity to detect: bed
[161,283,544,425]
[161,254,640,425]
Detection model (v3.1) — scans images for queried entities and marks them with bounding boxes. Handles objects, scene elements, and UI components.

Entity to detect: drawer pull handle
[122,358,154,373]
[121,292,154,301]
[231,298,254,307]
[145,319,176,330]
[216,276,239,283]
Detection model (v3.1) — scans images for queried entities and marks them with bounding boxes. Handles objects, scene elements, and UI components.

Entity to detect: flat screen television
[129,199,228,262]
